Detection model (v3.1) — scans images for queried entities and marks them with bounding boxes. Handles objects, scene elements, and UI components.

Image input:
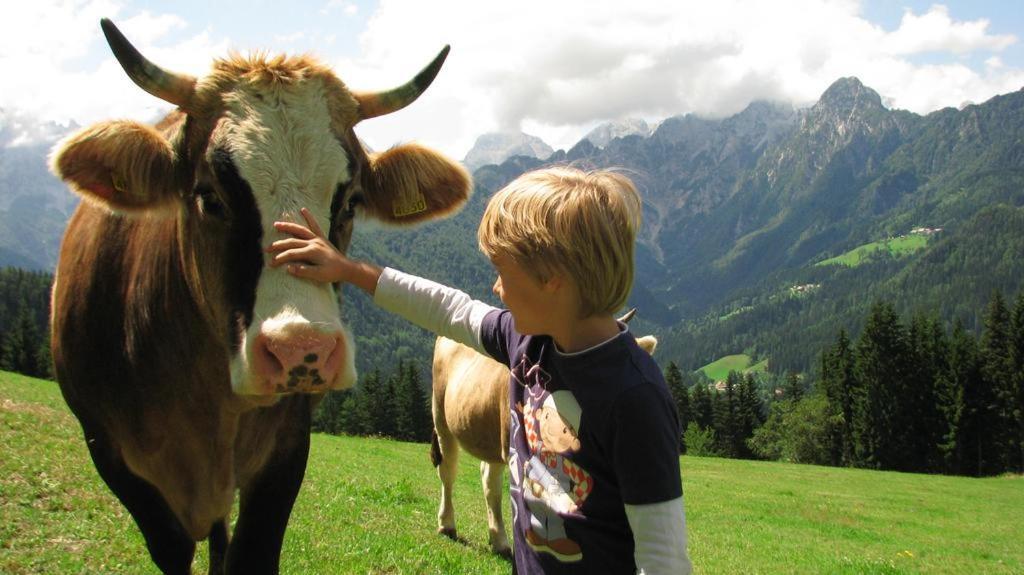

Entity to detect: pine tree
[35,335,53,379]
[377,369,400,439]
[337,391,369,436]
[664,362,691,451]
[737,373,764,458]
[1008,291,1024,472]
[354,369,386,437]
[1,306,40,376]
[691,380,715,430]
[853,301,908,470]
[939,320,977,475]
[312,389,350,434]
[783,370,803,402]
[980,290,1014,474]
[905,313,945,472]
[712,371,742,457]
[393,361,431,442]
[821,329,857,466]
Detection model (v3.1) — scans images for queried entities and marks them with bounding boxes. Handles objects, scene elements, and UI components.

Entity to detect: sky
[1,0,1022,158]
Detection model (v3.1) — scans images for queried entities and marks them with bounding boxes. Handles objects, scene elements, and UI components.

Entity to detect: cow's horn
[618,308,637,324]
[354,45,450,121]
[100,18,195,109]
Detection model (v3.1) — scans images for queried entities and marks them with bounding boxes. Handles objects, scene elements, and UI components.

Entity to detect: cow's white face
[50,20,472,399]
[209,79,358,395]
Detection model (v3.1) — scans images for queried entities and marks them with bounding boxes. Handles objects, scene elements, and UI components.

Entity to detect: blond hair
[477,166,642,318]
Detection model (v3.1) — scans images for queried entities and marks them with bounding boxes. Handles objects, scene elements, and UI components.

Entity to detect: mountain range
[2,77,1023,376]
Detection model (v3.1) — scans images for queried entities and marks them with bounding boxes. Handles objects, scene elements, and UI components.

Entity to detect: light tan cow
[429,311,656,556]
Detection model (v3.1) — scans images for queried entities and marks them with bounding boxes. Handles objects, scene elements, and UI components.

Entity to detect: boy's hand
[266,208,349,284]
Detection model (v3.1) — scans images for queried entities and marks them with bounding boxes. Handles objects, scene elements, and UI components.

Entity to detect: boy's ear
[50,120,180,213]
[362,142,470,225]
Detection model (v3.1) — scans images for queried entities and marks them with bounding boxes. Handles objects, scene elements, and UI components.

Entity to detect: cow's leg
[434,426,460,539]
[81,422,196,574]
[208,519,229,575]
[226,399,311,575]
[481,461,511,556]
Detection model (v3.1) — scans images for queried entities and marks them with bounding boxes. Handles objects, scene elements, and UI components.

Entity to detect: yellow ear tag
[392,191,427,218]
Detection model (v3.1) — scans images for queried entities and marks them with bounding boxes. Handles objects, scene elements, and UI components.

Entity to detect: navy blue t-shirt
[479,309,682,574]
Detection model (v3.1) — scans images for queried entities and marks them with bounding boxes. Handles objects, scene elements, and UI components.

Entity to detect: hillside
[2,78,1023,375]
[3,372,1022,574]
[426,79,1024,373]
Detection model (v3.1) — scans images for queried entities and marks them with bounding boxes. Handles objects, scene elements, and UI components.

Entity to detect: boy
[267,167,692,574]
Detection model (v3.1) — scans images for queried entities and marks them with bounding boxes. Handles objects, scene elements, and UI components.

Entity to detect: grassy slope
[699,354,769,381]
[816,234,929,267]
[3,372,1023,574]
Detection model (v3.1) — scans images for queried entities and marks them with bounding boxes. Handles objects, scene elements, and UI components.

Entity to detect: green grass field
[816,234,929,268]
[3,372,1022,574]
[698,354,769,381]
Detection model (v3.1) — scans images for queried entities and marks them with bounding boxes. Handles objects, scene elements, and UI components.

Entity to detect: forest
[673,291,1024,477]
[3,266,1020,476]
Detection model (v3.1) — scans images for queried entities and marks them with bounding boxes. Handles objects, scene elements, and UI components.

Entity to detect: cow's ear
[50,120,179,213]
[636,335,658,356]
[363,142,470,225]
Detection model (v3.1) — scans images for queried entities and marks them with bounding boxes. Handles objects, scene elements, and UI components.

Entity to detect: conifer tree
[353,369,385,436]
[337,391,368,436]
[783,370,803,401]
[713,371,742,457]
[664,362,691,451]
[691,379,715,430]
[1,306,40,376]
[737,373,764,459]
[377,369,400,438]
[821,329,857,466]
[905,313,945,472]
[312,389,349,434]
[853,301,907,470]
[393,361,431,442]
[1007,292,1024,472]
[939,320,977,475]
[980,290,1014,473]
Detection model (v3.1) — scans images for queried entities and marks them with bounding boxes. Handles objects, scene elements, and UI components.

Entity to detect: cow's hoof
[438,527,458,540]
[494,546,513,560]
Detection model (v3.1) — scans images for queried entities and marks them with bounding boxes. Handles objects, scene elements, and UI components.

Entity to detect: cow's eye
[344,193,364,219]
[195,184,225,219]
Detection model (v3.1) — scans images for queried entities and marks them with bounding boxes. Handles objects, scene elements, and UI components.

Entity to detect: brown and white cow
[49,19,469,575]
[429,311,656,557]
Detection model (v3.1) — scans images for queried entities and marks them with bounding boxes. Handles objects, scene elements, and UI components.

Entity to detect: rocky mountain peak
[0,107,76,148]
[584,118,652,148]
[462,131,554,172]
[814,77,885,118]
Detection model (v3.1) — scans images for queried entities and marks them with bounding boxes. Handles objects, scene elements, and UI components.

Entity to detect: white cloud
[343,0,1023,158]
[883,5,1016,55]
[275,31,308,45]
[320,0,359,16]
[2,1,1020,158]
[0,0,225,142]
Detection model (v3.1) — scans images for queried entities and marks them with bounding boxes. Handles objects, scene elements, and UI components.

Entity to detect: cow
[428,310,656,557]
[49,19,470,575]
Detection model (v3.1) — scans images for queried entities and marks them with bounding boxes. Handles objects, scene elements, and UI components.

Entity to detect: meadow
[815,234,929,268]
[698,354,769,382]
[2,371,1022,574]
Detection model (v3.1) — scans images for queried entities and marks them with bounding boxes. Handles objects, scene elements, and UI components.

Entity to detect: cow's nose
[252,329,343,393]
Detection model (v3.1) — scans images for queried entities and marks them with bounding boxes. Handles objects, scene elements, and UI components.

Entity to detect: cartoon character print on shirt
[508,354,593,563]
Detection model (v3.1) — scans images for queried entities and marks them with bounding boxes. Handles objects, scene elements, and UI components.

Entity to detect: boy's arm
[373,267,498,355]
[625,498,692,575]
[611,383,692,575]
[268,209,498,354]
